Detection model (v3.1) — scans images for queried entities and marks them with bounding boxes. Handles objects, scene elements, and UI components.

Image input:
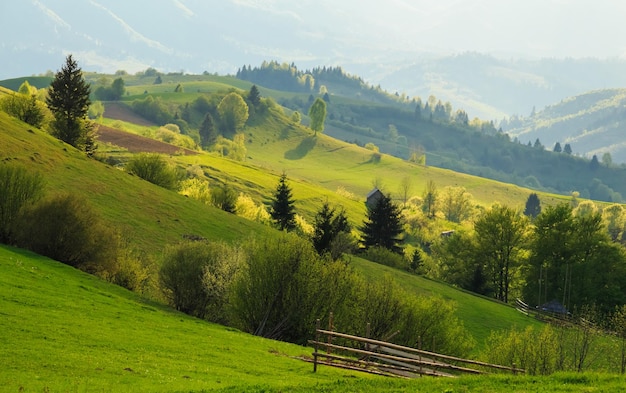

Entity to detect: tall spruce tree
[312,202,350,256]
[270,173,296,231]
[361,192,403,253]
[247,85,261,107]
[199,112,217,148]
[46,55,93,151]
[524,193,541,218]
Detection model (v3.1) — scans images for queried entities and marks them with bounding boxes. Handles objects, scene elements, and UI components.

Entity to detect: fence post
[327,312,334,355]
[313,318,320,372]
[512,363,517,375]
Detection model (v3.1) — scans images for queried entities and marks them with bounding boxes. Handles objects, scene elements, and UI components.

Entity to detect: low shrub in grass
[353,276,474,357]
[15,193,119,274]
[361,246,407,269]
[160,241,244,323]
[229,234,361,344]
[125,153,179,190]
[0,164,43,244]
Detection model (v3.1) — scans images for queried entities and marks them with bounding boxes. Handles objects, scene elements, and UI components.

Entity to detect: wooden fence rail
[307,320,525,378]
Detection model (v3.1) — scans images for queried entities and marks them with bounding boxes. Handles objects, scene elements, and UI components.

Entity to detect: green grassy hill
[3,244,623,392]
[508,88,626,163]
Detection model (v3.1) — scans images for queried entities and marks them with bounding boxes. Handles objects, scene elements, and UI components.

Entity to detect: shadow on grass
[284,136,317,160]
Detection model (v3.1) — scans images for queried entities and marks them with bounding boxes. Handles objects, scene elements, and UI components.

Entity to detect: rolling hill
[2,68,626,390]
[505,88,626,163]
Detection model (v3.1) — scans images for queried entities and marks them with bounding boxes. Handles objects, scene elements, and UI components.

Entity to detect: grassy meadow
[2,75,625,391]
[3,244,625,392]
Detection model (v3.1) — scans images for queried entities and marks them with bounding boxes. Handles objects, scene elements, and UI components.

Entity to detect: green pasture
[2,244,624,392]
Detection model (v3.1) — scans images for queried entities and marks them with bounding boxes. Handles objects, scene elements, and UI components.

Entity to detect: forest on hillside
[237,62,626,202]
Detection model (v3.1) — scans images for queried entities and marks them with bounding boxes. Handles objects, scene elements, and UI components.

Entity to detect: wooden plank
[315,329,525,374]
[309,340,486,374]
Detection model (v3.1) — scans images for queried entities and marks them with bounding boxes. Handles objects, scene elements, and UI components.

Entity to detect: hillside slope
[506,88,626,163]
[0,244,363,392]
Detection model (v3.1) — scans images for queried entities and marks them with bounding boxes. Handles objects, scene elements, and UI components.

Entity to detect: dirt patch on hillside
[104,102,156,127]
[96,125,199,155]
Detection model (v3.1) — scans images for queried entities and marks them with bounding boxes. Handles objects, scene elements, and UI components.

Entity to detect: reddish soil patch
[104,102,156,127]
[96,125,199,155]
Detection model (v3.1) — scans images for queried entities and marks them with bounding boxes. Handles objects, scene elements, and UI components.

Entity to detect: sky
[238,0,626,59]
[1,0,625,80]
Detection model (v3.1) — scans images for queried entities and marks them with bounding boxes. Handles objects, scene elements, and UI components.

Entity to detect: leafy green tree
[524,203,626,312]
[0,165,44,243]
[361,192,403,253]
[290,111,301,124]
[602,152,613,167]
[0,90,48,128]
[199,112,217,147]
[217,92,249,136]
[94,77,125,101]
[125,153,179,190]
[441,186,473,223]
[270,173,296,231]
[46,55,93,150]
[603,204,626,242]
[474,204,529,303]
[312,202,351,257]
[524,193,541,218]
[308,97,327,135]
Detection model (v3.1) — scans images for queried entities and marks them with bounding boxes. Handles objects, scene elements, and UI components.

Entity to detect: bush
[361,246,407,269]
[15,193,119,274]
[0,164,44,244]
[229,234,359,344]
[179,178,211,204]
[211,185,237,213]
[160,241,243,322]
[235,193,271,224]
[125,153,179,190]
[109,250,158,295]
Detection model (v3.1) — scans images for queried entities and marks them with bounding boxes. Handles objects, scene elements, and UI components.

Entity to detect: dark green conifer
[270,173,296,231]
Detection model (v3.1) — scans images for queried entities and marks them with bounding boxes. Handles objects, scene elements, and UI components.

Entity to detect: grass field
[3,244,625,392]
[2,76,625,391]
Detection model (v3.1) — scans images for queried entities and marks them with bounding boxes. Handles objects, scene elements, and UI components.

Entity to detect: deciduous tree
[308,97,326,135]
[474,204,529,303]
[217,92,249,136]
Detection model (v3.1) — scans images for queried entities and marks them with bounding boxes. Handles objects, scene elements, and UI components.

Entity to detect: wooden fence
[307,319,525,378]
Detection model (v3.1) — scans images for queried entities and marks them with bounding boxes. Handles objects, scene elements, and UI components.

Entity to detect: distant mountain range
[504,88,626,163]
[4,1,626,122]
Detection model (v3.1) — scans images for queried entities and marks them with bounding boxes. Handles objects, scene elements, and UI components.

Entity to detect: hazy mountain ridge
[4,1,626,122]
[505,88,626,163]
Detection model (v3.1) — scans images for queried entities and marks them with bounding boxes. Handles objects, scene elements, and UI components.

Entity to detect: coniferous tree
[247,85,261,107]
[199,113,217,148]
[361,192,403,253]
[270,173,296,231]
[524,193,541,218]
[553,142,562,153]
[563,143,573,154]
[46,54,93,150]
[312,202,350,256]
